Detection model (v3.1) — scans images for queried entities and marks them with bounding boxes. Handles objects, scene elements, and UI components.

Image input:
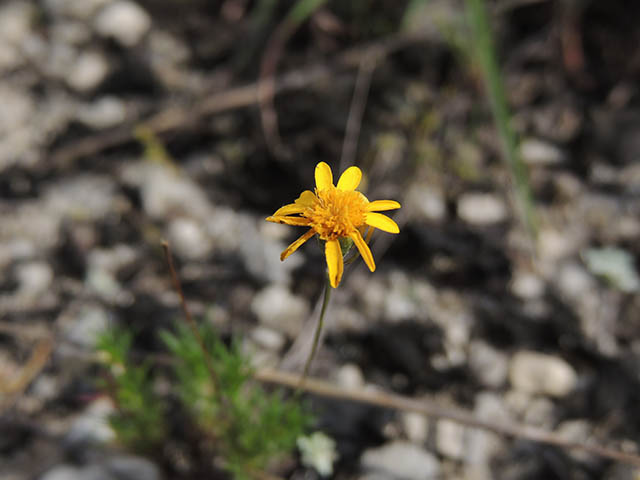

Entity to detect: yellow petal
[315,162,334,190]
[367,200,401,212]
[266,215,311,227]
[295,190,317,207]
[280,229,315,261]
[336,166,362,191]
[273,203,305,216]
[365,212,399,233]
[325,239,343,288]
[350,230,375,272]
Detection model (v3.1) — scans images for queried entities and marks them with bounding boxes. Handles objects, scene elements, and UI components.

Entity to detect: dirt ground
[3,0,640,479]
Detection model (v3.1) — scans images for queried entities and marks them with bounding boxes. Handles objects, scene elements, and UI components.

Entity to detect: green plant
[96,327,166,451]
[160,322,312,479]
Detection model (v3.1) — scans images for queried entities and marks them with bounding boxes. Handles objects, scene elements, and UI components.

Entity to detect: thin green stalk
[297,277,332,393]
[465,0,537,237]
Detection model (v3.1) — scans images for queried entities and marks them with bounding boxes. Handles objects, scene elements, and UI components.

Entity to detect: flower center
[304,188,368,240]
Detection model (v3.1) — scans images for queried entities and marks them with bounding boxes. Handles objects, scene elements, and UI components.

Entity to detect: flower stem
[297,276,332,392]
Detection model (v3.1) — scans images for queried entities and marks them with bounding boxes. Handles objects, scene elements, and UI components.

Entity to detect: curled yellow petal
[315,162,334,191]
[336,166,362,191]
[367,200,401,212]
[365,212,399,233]
[266,215,311,227]
[350,230,375,272]
[280,228,315,261]
[295,190,318,207]
[325,239,343,288]
[273,203,305,216]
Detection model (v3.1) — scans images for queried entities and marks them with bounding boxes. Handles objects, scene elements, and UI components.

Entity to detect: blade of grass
[465,0,537,237]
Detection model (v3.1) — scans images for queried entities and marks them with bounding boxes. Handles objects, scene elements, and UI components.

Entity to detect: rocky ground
[3,0,640,479]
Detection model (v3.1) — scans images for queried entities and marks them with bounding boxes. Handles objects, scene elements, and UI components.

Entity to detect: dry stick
[50,31,434,168]
[255,368,640,469]
[339,55,376,173]
[161,240,220,391]
[0,338,52,415]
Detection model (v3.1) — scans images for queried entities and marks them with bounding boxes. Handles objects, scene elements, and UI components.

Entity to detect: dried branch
[255,367,640,468]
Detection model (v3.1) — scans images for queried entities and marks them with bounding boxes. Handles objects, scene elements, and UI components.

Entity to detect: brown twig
[161,240,220,391]
[50,31,434,168]
[339,55,376,172]
[0,338,53,414]
[255,368,640,468]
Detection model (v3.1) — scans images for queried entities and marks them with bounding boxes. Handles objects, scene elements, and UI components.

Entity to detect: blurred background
[3,0,640,478]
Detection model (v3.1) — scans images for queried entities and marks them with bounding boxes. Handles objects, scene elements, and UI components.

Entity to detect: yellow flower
[266,162,401,288]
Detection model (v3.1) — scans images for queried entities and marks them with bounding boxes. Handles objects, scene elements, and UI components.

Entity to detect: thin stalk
[297,277,332,392]
[465,0,537,237]
[161,240,221,393]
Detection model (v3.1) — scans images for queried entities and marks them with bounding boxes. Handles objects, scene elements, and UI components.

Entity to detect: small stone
[406,184,446,222]
[40,465,109,480]
[103,455,161,480]
[538,228,576,260]
[510,271,545,300]
[250,326,286,352]
[469,341,508,388]
[250,286,309,338]
[556,262,595,300]
[167,217,212,261]
[297,432,339,477]
[15,261,54,297]
[95,1,151,47]
[521,138,564,165]
[509,350,578,397]
[522,396,555,427]
[361,441,440,479]
[401,411,429,444]
[66,50,110,93]
[436,419,466,460]
[43,0,111,20]
[334,363,365,390]
[457,193,508,225]
[66,397,116,446]
[63,304,110,349]
[76,97,126,129]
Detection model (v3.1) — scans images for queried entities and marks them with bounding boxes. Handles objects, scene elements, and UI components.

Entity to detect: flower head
[266,162,401,288]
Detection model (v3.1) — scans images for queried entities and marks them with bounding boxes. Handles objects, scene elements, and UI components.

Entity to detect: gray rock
[406,184,446,222]
[103,455,161,480]
[510,271,545,300]
[66,397,116,446]
[123,163,213,222]
[66,50,110,93]
[0,1,34,71]
[44,175,116,221]
[469,340,509,388]
[250,285,309,338]
[40,465,114,480]
[509,350,577,397]
[521,138,564,165]
[334,363,365,390]
[94,1,151,47]
[401,411,429,444]
[435,419,466,460]
[250,326,286,352]
[76,97,126,129]
[457,193,508,225]
[167,217,212,261]
[43,0,111,20]
[63,304,110,349]
[361,441,440,479]
[15,261,54,297]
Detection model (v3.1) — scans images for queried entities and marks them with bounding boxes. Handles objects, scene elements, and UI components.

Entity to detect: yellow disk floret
[304,188,368,241]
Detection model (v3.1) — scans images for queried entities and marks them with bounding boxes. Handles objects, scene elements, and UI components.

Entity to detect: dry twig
[255,367,640,468]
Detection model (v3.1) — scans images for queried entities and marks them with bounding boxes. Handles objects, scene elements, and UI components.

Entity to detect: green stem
[297,277,332,392]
